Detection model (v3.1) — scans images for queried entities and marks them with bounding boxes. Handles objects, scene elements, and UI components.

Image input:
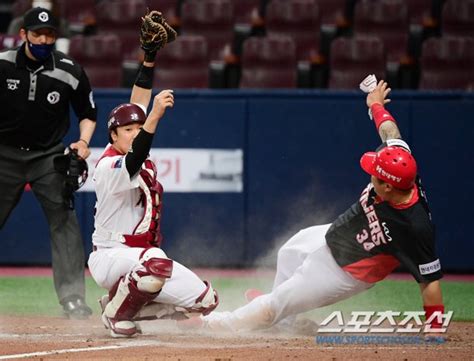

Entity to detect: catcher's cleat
[101,313,138,338]
[244,288,264,303]
[99,295,142,335]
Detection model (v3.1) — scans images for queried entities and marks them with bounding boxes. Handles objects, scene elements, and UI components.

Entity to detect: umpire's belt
[0,140,60,151]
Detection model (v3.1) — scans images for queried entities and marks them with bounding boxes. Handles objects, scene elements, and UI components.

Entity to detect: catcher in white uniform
[88,11,218,338]
[202,78,444,334]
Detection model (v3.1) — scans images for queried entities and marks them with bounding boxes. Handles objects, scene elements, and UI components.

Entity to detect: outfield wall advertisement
[82,148,243,193]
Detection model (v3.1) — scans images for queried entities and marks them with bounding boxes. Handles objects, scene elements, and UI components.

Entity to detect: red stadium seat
[96,0,148,61]
[353,0,409,64]
[153,35,209,88]
[58,0,96,30]
[11,0,30,18]
[401,0,434,27]
[180,0,235,61]
[69,34,123,88]
[265,0,320,61]
[313,0,348,27]
[240,35,297,88]
[441,0,474,37]
[230,0,260,24]
[419,36,474,90]
[329,36,386,89]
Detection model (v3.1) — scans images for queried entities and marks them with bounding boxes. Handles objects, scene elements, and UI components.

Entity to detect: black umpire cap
[23,7,59,31]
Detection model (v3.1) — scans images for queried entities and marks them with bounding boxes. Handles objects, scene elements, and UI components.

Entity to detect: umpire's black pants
[0,143,86,303]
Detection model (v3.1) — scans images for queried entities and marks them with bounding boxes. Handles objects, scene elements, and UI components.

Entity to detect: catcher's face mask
[53,148,89,191]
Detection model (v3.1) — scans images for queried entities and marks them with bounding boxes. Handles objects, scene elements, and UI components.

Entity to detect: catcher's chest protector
[123,159,164,248]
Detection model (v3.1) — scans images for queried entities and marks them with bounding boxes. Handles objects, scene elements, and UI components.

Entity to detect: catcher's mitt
[140,9,177,56]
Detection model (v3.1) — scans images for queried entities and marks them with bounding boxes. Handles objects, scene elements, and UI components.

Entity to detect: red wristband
[424,304,445,328]
[370,103,396,130]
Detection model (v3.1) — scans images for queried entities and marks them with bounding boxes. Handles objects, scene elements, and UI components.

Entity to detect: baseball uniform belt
[94,225,158,248]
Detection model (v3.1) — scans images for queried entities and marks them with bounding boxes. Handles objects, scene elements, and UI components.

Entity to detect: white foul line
[0,340,157,360]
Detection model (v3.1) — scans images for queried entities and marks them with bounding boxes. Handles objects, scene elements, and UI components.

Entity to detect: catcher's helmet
[107,103,146,143]
[360,146,417,190]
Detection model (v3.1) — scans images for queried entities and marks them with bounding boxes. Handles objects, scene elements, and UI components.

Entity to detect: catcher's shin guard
[102,276,155,338]
[102,248,173,337]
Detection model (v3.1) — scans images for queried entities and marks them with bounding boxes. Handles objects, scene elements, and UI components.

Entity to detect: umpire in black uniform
[0,7,96,318]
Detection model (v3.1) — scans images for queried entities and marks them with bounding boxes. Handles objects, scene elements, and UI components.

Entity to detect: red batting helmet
[360,146,417,190]
[107,103,146,142]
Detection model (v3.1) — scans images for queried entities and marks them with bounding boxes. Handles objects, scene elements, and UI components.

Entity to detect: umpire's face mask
[28,41,54,61]
[25,28,57,62]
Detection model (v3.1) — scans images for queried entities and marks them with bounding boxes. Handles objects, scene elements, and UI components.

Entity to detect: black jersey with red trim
[325,143,442,284]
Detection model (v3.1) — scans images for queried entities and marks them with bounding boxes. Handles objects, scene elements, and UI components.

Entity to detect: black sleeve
[71,67,97,121]
[394,220,443,283]
[125,129,154,177]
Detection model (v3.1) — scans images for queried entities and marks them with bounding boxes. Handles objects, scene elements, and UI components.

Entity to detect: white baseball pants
[204,224,373,332]
[88,247,207,309]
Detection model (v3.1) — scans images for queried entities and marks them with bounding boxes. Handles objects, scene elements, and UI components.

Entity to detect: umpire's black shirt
[0,43,97,150]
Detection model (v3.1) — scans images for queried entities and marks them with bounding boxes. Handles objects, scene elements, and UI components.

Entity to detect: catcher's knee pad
[133,248,173,293]
[181,281,219,316]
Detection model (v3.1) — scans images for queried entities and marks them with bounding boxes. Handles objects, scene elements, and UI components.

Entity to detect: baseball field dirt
[0,315,472,360]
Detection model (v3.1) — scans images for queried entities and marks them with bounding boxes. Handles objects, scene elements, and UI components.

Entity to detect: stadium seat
[96,0,147,61]
[328,35,386,89]
[402,0,434,27]
[441,0,474,37]
[0,34,22,50]
[313,0,348,28]
[180,0,235,61]
[353,0,409,64]
[11,0,30,18]
[153,35,209,88]
[69,34,123,88]
[265,0,320,61]
[58,0,96,31]
[401,0,439,60]
[229,0,266,60]
[230,0,261,24]
[240,35,297,88]
[419,36,474,90]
